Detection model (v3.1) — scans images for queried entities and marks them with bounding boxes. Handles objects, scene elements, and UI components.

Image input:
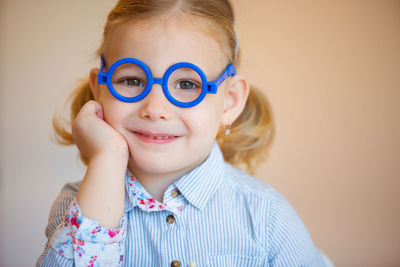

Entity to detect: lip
[132,131,180,144]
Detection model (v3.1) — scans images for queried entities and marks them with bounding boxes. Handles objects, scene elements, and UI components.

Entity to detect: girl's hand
[73,100,128,228]
[72,100,129,163]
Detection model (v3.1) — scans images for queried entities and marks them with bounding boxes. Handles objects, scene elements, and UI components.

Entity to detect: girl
[38,0,325,266]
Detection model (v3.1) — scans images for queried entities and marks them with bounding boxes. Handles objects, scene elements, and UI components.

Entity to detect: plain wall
[1,1,399,266]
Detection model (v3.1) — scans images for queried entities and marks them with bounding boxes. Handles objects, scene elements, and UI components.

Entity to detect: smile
[133,131,179,144]
[139,133,175,139]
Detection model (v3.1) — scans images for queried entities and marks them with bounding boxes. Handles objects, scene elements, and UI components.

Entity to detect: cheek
[185,103,223,137]
[99,97,128,129]
[209,95,225,125]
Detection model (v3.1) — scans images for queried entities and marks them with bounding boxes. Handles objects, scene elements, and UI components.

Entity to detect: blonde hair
[53,0,274,173]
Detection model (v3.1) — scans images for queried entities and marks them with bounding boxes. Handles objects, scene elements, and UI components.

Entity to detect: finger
[80,100,104,119]
[95,103,104,120]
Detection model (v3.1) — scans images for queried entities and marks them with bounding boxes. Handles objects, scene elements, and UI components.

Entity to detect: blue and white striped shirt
[37,143,325,266]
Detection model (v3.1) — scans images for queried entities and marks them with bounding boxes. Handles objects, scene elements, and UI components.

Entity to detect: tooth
[138,132,175,139]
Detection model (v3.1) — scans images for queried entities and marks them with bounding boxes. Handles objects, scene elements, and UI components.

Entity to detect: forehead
[104,16,227,77]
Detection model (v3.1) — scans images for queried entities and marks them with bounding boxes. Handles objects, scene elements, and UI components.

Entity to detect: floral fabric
[50,199,126,266]
[50,170,185,266]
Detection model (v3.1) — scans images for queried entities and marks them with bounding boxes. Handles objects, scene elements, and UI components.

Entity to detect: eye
[122,78,144,87]
[176,80,200,89]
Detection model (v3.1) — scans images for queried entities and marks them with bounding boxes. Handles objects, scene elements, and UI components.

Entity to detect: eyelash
[118,77,145,86]
[175,79,201,89]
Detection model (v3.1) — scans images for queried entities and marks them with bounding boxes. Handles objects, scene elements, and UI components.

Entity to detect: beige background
[1,0,399,266]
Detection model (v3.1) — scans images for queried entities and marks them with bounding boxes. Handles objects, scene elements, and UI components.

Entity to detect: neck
[127,163,183,202]
[127,152,210,202]
[137,173,178,202]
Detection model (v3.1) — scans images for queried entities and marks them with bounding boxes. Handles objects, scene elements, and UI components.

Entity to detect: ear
[221,74,250,125]
[89,68,101,101]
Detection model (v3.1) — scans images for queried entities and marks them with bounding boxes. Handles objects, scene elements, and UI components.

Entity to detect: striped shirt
[37,143,325,266]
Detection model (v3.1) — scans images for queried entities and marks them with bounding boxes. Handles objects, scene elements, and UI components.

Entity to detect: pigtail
[217,85,274,174]
[52,78,93,165]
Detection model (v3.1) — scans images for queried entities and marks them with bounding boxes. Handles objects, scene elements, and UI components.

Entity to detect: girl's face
[94,17,232,180]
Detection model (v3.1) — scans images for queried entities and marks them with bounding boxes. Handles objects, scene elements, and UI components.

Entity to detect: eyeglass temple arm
[207,64,237,94]
[97,56,107,84]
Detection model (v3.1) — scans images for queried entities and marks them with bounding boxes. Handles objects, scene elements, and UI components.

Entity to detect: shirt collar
[174,142,225,210]
[124,142,225,212]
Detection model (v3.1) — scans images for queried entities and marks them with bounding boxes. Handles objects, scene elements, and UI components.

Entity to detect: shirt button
[171,260,180,267]
[166,214,175,224]
[171,189,180,198]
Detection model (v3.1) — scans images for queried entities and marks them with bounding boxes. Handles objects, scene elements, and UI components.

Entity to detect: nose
[138,82,171,121]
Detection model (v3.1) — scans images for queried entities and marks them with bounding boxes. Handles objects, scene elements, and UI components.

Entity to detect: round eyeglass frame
[97,57,237,108]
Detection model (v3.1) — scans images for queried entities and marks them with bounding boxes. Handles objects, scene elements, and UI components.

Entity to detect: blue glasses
[97,57,236,108]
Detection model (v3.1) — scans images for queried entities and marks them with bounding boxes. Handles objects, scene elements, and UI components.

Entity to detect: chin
[128,155,180,177]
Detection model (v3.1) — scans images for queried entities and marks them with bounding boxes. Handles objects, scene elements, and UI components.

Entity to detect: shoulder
[41,181,82,248]
[51,181,81,212]
[221,164,303,227]
[220,163,299,233]
[222,162,308,229]
[222,163,285,204]
[47,181,81,229]
[222,164,320,263]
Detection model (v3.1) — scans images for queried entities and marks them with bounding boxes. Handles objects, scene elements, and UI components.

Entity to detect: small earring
[225,124,231,135]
